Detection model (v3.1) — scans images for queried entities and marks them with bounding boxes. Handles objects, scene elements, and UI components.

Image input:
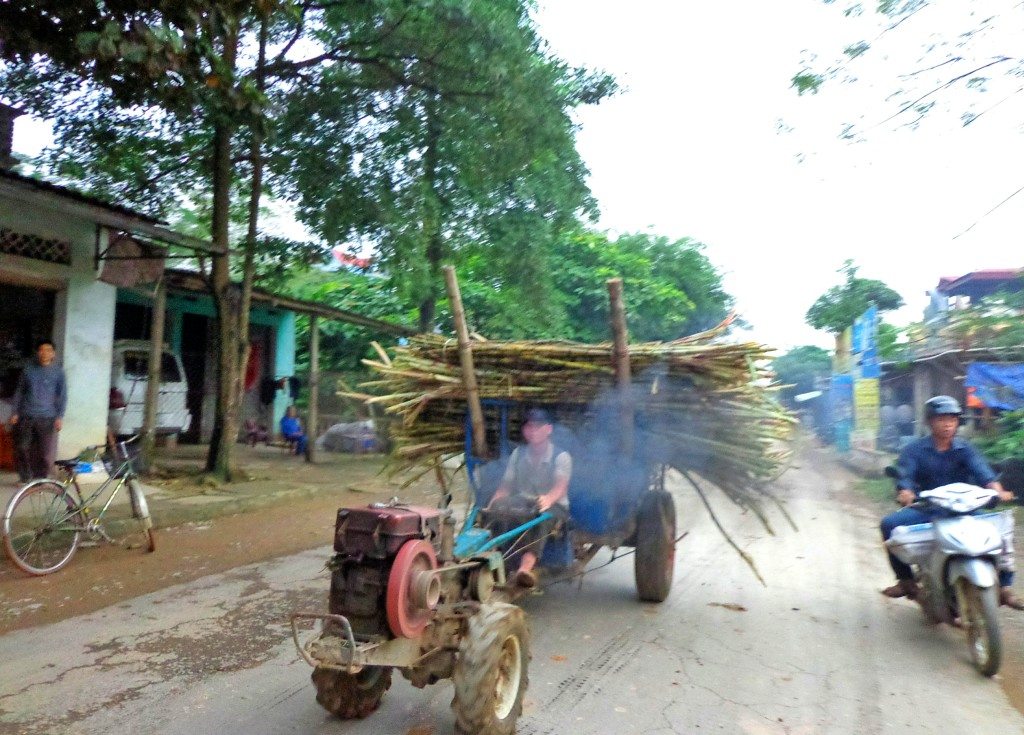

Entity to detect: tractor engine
[329,503,452,640]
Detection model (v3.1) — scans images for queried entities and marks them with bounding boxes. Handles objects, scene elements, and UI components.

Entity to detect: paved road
[2,449,1024,734]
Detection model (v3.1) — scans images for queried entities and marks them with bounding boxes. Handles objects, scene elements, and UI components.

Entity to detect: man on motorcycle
[880,395,1024,609]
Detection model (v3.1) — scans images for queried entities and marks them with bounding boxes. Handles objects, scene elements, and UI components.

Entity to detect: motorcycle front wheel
[956,580,1001,677]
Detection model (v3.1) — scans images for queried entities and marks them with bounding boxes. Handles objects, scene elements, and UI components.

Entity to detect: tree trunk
[305,315,319,463]
[204,22,241,480]
[417,96,444,333]
[206,120,239,479]
[140,275,167,472]
[231,16,268,467]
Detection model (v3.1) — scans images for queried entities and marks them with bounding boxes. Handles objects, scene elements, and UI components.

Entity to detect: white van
[108,339,192,437]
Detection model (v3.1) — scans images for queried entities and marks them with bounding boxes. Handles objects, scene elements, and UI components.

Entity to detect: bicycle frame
[53,443,140,534]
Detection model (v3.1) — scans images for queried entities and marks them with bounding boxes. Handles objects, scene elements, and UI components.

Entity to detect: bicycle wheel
[2,480,82,575]
[127,479,156,553]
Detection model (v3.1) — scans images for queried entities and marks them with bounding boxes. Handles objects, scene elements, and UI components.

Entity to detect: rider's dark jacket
[896,436,997,494]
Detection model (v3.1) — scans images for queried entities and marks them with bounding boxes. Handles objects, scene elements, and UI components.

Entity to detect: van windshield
[123,351,182,382]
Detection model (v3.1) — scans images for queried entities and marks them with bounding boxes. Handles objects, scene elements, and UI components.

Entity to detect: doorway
[180,312,209,444]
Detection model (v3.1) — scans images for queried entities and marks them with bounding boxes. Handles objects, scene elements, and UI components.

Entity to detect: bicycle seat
[55,459,79,470]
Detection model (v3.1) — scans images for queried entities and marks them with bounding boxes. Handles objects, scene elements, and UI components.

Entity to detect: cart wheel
[452,602,529,735]
[634,490,676,603]
[312,665,392,719]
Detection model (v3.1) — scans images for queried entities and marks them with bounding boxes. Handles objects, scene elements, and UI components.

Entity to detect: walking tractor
[290,270,793,734]
[290,400,677,735]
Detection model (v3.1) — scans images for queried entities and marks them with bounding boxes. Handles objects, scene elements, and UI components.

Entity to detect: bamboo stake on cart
[607,278,634,457]
[443,265,487,460]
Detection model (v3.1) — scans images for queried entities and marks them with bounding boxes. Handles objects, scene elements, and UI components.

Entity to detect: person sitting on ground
[880,395,1024,609]
[279,405,307,456]
[485,407,572,588]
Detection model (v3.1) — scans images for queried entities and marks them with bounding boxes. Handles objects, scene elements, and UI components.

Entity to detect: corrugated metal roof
[0,168,165,224]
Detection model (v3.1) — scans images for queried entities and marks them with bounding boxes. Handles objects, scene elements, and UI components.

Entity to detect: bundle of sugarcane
[345,325,795,511]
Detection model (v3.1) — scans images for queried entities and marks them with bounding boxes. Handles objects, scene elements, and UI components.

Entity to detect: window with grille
[0,226,71,265]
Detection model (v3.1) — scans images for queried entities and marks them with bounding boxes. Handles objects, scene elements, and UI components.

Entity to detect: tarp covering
[966,362,1024,411]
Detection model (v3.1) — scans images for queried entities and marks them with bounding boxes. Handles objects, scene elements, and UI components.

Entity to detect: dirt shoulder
[0,446,451,635]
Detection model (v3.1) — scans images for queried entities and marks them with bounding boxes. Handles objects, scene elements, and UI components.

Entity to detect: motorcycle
[884,469,1012,677]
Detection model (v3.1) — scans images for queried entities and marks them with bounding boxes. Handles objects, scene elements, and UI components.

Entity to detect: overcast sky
[536,0,1024,349]
[10,1,1024,351]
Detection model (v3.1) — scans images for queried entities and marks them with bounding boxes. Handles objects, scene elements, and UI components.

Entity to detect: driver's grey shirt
[499,443,572,508]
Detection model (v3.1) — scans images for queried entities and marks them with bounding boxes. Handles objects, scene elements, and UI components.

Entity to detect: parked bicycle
[2,435,156,575]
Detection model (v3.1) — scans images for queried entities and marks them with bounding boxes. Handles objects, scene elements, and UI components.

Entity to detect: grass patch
[858,477,894,505]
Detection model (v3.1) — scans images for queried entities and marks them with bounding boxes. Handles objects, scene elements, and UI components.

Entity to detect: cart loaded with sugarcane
[290,269,795,735]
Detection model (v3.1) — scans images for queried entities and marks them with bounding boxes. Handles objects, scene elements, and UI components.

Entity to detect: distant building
[925,269,1023,323]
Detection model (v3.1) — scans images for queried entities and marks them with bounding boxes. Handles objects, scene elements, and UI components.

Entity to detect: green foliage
[793,0,1012,136]
[271,0,616,331]
[771,346,831,403]
[937,287,1024,350]
[791,73,824,96]
[806,260,904,334]
[877,321,906,361]
[844,41,870,58]
[366,229,734,344]
[547,231,733,343]
[976,410,1024,463]
[289,269,411,374]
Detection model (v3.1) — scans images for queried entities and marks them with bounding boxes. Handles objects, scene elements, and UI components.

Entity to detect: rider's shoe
[1000,587,1024,610]
[515,569,537,588]
[881,579,919,599]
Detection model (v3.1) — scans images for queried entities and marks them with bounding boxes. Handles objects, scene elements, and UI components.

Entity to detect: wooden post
[306,315,320,463]
[140,275,167,471]
[607,278,634,457]
[443,265,487,459]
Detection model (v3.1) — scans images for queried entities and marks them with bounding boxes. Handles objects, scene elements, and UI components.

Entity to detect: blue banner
[966,363,1024,411]
[853,304,881,379]
[830,374,854,452]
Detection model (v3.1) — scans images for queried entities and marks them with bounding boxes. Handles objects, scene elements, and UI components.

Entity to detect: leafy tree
[806,261,904,335]
[877,321,905,361]
[975,410,1024,463]
[0,1,606,477]
[772,346,832,404]
[274,0,615,332]
[288,268,411,373]
[448,230,733,342]
[791,1,1023,139]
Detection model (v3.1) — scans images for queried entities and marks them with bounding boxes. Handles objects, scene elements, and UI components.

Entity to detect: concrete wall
[0,198,117,457]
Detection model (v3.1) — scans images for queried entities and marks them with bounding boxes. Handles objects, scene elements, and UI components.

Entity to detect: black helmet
[925,395,962,419]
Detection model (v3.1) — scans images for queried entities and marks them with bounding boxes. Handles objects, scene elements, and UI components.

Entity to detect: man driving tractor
[486,407,572,588]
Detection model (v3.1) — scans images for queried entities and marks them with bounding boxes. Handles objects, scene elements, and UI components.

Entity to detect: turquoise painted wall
[274,310,297,430]
[116,289,297,433]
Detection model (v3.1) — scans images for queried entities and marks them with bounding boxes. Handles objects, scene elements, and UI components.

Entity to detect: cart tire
[311,665,392,719]
[634,490,676,603]
[452,602,529,735]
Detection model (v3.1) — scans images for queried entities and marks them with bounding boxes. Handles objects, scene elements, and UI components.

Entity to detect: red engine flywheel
[386,539,439,638]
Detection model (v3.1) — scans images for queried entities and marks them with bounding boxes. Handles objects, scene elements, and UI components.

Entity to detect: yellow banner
[854,378,880,433]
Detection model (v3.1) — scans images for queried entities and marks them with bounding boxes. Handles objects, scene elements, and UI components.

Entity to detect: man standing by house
[9,339,66,481]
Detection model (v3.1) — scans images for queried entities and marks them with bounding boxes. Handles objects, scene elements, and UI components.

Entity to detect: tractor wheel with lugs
[311,665,392,719]
[452,602,529,735]
[634,490,676,603]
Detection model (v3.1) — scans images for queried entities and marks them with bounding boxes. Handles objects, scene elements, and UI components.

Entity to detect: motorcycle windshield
[920,483,997,514]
